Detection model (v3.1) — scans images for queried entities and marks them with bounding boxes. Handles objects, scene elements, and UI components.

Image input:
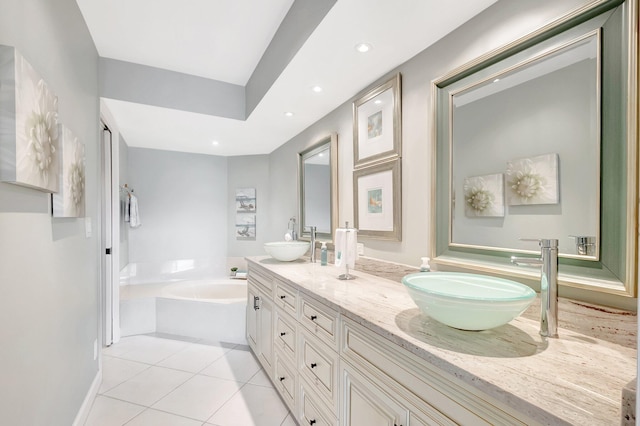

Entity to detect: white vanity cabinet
[247,263,535,426]
[246,270,274,376]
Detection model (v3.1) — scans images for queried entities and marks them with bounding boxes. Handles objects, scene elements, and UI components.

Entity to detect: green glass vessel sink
[402,272,536,331]
[264,241,310,262]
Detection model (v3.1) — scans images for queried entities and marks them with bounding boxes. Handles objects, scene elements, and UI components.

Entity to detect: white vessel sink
[264,241,310,262]
[402,272,536,331]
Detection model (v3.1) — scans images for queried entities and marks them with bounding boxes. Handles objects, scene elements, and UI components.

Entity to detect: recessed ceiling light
[312,86,323,93]
[211,140,219,146]
[284,112,294,117]
[374,100,382,105]
[355,43,372,53]
[493,78,500,83]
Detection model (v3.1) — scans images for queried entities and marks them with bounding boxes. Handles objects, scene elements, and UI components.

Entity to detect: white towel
[129,194,141,228]
[335,228,357,268]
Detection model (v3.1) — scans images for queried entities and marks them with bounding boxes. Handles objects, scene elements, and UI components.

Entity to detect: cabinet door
[257,293,274,372]
[246,284,259,351]
[342,362,408,426]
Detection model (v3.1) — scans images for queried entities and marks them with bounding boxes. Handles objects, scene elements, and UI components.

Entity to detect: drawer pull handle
[310,363,317,368]
[310,315,317,321]
[279,376,285,381]
[280,332,286,336]
[309,421,316,425]
[253,296,260,310]
[280,295,286,299]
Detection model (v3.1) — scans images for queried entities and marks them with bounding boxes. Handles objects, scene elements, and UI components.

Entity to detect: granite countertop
[247,256,637,426]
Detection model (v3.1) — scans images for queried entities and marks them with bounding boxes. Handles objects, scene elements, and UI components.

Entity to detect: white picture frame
[52,124,85,217]
[353,73,401,168]
[353,159,401,240]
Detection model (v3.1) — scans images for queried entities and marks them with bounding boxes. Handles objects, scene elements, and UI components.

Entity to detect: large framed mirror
[298,133,338,244]
[432,0,638,297]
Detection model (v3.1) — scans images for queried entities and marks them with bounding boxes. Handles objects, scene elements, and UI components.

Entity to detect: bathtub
[120,277,248,345]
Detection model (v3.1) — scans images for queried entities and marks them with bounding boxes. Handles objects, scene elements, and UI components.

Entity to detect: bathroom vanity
[246,256,635,425]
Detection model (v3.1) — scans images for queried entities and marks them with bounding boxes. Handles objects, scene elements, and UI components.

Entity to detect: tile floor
[85,333,295,426]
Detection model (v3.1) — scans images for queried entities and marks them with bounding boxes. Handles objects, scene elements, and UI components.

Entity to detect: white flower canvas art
[463,173,505,217]
[506,153,559,205]
[0,45,60,192]
[52,125,85,217]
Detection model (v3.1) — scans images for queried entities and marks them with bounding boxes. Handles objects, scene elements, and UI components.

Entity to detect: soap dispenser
[320,242,328,266]
[420,257,431,272]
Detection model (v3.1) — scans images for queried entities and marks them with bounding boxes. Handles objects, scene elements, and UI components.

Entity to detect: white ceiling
[77,0,497,156]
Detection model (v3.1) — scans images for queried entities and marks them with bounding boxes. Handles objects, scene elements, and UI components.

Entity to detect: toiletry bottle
[320,242,328,266]
[420,257,431,272]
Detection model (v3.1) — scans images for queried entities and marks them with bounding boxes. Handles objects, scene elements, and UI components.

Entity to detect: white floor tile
[99,357,150,394]
[199,349,261,383]
[125,408,203,426]
[207,384,289,426]
[157,343,230,373]
[152,374,242,421]
[109,336,189,365]
[280,413,297,426]
[247,369,273,388]
[84,395,145,426]
[104,366,193,406]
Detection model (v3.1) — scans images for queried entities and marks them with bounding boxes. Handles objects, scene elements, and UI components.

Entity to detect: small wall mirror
[299,133,338,244]
[432,0,638,297]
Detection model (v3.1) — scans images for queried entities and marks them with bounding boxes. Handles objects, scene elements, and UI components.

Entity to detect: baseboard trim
[72,369,102,426]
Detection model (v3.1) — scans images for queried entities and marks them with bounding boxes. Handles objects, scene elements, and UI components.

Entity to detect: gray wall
[227,155,271,256]
[127,148,228,273]
[0,0,100,425]
[267,0,594,266]
[119,135,129,269]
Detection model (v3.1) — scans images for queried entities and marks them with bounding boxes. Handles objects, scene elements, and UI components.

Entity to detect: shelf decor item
[0,45,60,192]
[352,73,401,168]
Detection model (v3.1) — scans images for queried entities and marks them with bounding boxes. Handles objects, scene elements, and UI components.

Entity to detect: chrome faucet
[511,239,559,338]
[305,226,317,263]
[288,217,298,241]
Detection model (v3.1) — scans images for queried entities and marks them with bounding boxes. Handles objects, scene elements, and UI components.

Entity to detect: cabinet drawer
[248,267,273,295]
[275,310,296,361]
[299,295,338,348]
[300,331,338,410]
[299,378,338,426]
[274,351,296,412]
[275,279,297,316]
[341,318,522,425]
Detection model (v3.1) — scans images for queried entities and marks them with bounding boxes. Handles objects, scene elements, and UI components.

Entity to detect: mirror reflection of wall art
[235,188,256,240]
[463,173,504,217]
[353,73,401,168]
[52,125,85,217]
[353,159,401,240]
[506,153,559,205]
[0,45,60,193]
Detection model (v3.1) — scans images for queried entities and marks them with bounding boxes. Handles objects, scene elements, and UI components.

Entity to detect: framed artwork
[353,159,401,240]
[506,153,559,205]
[0,45,60,192]
[353,73,401,168]
[52,124,85,217]
[235,187,256,212]
[236,188,256,240]
[463,173,505,217]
